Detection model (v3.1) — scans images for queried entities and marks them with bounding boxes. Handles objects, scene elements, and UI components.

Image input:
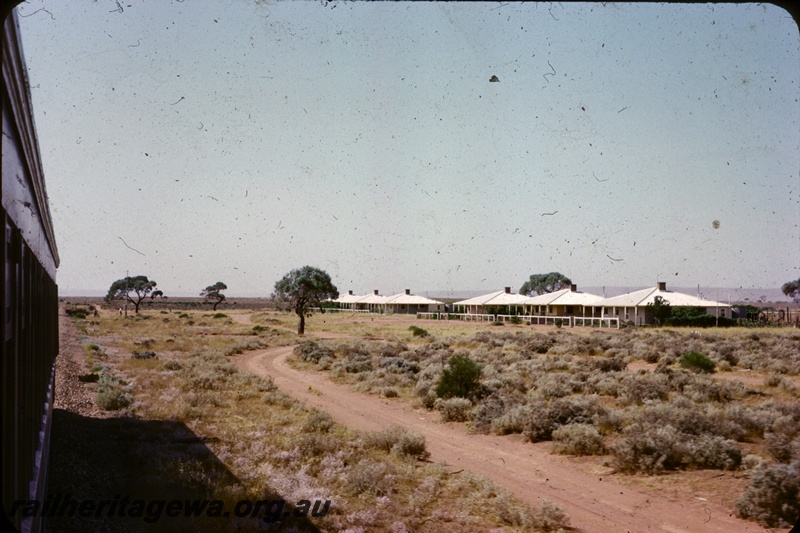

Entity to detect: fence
[417,313,620,328]
[572,316,620,328]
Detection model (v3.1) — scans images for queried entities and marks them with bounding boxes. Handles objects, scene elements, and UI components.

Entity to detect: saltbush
[611,423,684,473]
[343,353,373,373]
[523,396,606,442]
[379,356,419,375]
[612,422,742,473]
[551,423,606,455]
[294,341,334,364]
[435,397,472,422]
[470,394,506,433]
[96,374,133,411]
[346,459,394,496]
[764,415,800,463]
[302,409,333,433]
[682,434,742,470]
[592,357,627,372]
[364,426,428,459]
[735,460,800,528]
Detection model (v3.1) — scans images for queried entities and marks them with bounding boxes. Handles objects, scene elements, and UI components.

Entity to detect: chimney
[374,289,379,295]
[657,282,666,291]
[504,287,511,293]
[348,290,353,295]
[570,284,577,292]
[405,289,411,295]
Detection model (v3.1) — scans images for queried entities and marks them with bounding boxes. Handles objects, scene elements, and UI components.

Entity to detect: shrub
[535,372,579,399]
[163,360,182,371]
[764,415,800,463]
[302,409,333,433]
[682,434,742,470]
[294,341,334,364]
[636,399,747,442]
[592,357,627,372]
[213,313,227,318]
[379,357,419,375]
[523,396,606,442]
[618,373,669,405]
[470,395,506,433]
[408,325,429,337]
[344,354,372,373]
[491,404,533,435]
[551,423,606,455]
[435,397,472,422]
[96,374,133,411]
[611,422,742,473]
[364,426,429,459]
[346,459,394,496]
[294,433,333,458]
[530,500,569,532]
[611,423,684,473]
[680,351,715,373]
[735,460,800,528]
[435,353,482,399]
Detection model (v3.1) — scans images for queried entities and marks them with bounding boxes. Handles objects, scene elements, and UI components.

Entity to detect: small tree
[646,295,672,326]
[519,272,572,296]
[201,281,227,311]
[105,275,157,314]
[273,266,338,335]
[781,278,800,305]
[435,353,482,400]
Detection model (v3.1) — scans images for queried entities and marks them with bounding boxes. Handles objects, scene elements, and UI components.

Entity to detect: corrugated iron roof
[385,293,443,305]
[454,290,529,306]
[598,287,730,308]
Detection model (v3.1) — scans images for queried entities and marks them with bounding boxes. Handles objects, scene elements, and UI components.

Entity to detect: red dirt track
[233,341,768,533]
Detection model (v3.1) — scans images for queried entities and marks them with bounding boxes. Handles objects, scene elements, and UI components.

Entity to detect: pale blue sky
[16,1,800,297]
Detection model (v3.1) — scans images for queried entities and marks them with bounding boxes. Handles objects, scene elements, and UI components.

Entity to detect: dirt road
[232,343,766,533]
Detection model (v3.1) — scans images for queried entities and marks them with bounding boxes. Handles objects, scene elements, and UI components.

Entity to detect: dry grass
[69,308,566,531]
[282,315,800,528]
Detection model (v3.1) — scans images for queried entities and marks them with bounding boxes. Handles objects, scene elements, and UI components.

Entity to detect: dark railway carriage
[2,6,60,533]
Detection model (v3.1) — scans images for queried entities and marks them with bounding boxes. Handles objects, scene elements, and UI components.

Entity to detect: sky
[15,1,800,298]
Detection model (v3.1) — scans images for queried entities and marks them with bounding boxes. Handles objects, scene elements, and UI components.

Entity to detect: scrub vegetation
[290,323,800,528]
[67,306,568,532]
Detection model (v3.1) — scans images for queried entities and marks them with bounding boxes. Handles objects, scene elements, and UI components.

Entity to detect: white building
[454,287,531,315]
[598,282,731,325]
[384,290,444,314]
[525,284,604,317]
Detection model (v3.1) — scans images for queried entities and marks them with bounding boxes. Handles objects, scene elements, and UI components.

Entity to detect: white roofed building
[330,290,365,310]
[355,290,391,313]
[598,282,731,325]
[454,287,530,315]
[525,284,604,317]
[384,290,444,314]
